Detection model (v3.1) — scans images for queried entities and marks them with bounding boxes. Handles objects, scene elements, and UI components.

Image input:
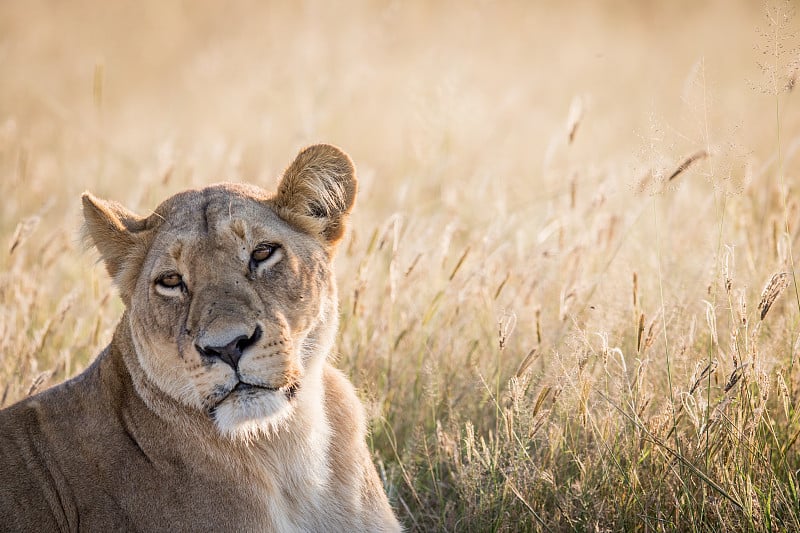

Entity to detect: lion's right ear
[81,192,149,289]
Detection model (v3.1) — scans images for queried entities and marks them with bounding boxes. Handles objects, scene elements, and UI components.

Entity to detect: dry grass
[3,1,800,530]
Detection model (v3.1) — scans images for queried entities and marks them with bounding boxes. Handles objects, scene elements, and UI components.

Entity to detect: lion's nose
[195,325,262,369]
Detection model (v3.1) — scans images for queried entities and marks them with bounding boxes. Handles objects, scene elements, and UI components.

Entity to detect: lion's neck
[97,317,340,528]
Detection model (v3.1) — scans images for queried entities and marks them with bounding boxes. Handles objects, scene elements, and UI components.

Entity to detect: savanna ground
[2,1,800,530]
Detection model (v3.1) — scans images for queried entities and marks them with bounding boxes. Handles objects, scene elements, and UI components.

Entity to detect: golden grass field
[3,0,800,530]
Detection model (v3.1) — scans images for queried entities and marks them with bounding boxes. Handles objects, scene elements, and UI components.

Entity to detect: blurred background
[0,0,780,216]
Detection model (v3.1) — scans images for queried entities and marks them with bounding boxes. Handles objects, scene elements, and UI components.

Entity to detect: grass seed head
[667,150,709,182]
[758,272,791,320]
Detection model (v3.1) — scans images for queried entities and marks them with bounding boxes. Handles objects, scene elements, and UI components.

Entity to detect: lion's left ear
[272,144,357,246]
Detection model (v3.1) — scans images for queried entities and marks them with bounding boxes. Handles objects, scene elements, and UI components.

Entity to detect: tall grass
[2,1,800,530]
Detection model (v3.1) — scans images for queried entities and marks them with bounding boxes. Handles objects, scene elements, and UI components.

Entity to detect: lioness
[0,144,401,532]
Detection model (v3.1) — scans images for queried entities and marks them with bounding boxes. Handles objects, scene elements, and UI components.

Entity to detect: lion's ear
[273,144,357,246]
[81,192,149,294]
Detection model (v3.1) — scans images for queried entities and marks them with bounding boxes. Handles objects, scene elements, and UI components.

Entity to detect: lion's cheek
[128,312,222,411]
[238,349,303,389]
[270,264,330,336]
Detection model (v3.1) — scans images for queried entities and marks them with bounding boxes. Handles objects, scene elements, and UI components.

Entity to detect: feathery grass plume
[559,286,576,322]
[636,312,645,352]
[723,245,734,294]
[757,272,791,320]
[448,246,470,281]
[738,290,748,326]
[724,364,747,392]
[497,312,516,351]
[493,271,510,300]
[704,300,719,347]
[403,253,421,277]
[8,216,39,255]
[514,347,539,378]
[566,95,584,145]
[596,331,610,366]
[689,360,718,395]
[666,150,709,182]
[26,371,51,397]
[729,328,741,368]
[642,314,660,352]
[754,0,798,96]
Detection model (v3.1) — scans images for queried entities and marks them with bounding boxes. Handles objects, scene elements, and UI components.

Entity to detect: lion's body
[0,145,400,532]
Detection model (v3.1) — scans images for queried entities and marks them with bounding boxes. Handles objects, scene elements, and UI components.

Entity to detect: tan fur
[0,144,401,532]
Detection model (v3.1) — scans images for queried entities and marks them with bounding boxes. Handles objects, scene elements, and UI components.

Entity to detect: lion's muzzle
[195,325,262,369]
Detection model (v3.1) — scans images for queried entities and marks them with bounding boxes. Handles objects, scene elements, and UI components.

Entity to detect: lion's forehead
[139,184,328,287]
[151,184,281,235]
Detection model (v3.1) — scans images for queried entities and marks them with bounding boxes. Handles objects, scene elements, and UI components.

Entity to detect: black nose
[196,326,262,369]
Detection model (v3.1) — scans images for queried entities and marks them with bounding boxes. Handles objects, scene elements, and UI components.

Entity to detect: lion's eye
[249,243,281,273]
[251,244,276,263]
[157,273,184,289]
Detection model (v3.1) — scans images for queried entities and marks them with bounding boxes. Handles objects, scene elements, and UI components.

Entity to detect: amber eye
[251,243,276,263]
[157,272,184,289]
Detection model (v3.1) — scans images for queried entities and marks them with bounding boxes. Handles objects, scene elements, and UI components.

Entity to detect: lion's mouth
[207,380,300,414]
[230,381,299,398]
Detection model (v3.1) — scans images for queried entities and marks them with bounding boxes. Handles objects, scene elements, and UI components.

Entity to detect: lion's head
[81,144,356,440]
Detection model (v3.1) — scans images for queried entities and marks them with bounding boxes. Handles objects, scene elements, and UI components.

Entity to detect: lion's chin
[210,389,295,442]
